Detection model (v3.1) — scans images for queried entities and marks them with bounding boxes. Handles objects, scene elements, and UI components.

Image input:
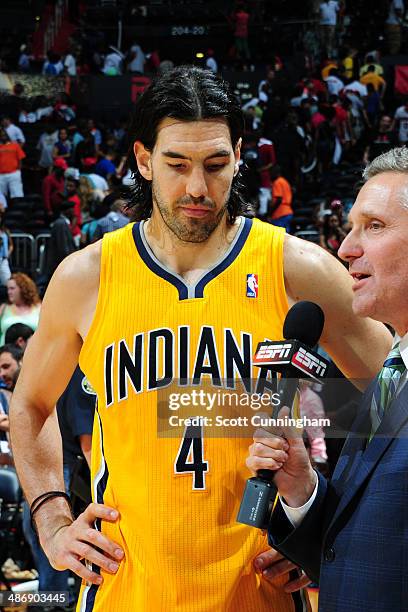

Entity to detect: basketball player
[10,67,391,611]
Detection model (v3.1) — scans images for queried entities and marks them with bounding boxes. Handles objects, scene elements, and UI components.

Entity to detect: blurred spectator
[233,3,250,60]
[95,148,116,179]
[0,128,25,200]
[1,117,25,146]
[18,101,37,124]
[241,139,260,209]
[392,100,408,144]
[360,65,386,97]
[258,69,275,104]
[87,118,102,149]
[42,158,68,216]
[18,45,31,73]
[385,0,404,55]
[37,126,59,170]
[324,67,344,95]
[364,115,397,162]
[205,49,218,73]
[314,104,336,174]
[80,197,111,246]
[343,79,367,98]
[54,93,76,123]
[45,200,77,280]
[78,174,97,214]
[319,211,346,257]
[35,96,54,122]
[341,47,358,80]
[52,128,72,161]
[321,58,338,79]
[344,89,365,141]
[299,380,328,468]
[64,167,80,182]
[0,208,13,286]
[64,48,77,76]
[257,133,276,220]
[145,49,160,74]
[42,51,64,76]
[127,42,145,74]
[4,323,34,350]
[103,46,124,76]
[269,164,293,232]
[242,98,263,131]
[272,112,305,185]
[359,53,383,77]
[71,119,86,154]
[74,131,97,171]
[0,344,23,391]
[364,83,382,128]
[0,343,21,465]
[65,176,82,245]
[0,273,41,344]
[303,27,320,65]
[332,96,354,156]
[82,168,109,200]
[93,192,129,239]
[0,193,7,211]
[318,1,342,58]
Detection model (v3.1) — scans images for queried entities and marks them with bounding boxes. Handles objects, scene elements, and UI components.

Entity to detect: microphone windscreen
[283,301,325,347]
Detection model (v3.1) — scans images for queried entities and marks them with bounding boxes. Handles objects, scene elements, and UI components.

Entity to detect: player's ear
[233,138,241,175]
[234,137,242,164]
[134,141,152,181]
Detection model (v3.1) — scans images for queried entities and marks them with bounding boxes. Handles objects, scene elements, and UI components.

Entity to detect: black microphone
[236,301,329,529]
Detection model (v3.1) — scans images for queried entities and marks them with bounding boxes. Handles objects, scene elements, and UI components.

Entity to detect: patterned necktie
[370,343,406,440]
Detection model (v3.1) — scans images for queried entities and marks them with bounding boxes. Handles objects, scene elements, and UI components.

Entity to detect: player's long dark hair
[126,66,251,224]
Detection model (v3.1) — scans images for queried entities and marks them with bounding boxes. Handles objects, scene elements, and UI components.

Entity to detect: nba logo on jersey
[246,274,258,298]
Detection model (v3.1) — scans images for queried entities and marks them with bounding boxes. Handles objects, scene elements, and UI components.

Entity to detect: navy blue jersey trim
[84,405,108,612]
[195,217,252,298]
[290,571,308,612]
[132,223,188,300]
[132,217,252,300]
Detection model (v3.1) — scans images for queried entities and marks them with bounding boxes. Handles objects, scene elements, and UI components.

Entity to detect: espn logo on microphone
[292,346,327,378]
[253,340,329,381]
[253,342,293,364]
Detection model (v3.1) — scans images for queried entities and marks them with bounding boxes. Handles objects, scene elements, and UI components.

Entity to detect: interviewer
[247,147,408,612]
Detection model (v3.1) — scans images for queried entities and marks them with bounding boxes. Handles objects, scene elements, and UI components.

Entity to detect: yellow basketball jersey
[77,217,309,612]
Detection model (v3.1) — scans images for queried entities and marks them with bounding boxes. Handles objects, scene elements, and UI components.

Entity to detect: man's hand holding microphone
[246,405,317,510]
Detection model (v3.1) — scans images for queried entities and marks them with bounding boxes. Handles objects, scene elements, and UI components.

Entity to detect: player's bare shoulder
[283,233,338,302]
[42,241,102,339]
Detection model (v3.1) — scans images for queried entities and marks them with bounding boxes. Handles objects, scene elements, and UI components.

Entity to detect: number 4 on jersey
[174,424,209,490]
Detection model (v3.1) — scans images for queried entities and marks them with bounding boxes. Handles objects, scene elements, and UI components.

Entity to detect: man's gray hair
[363,146,408,181]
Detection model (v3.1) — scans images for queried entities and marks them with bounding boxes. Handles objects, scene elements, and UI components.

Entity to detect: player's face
[138,118,240,243]
[338,172,408,335]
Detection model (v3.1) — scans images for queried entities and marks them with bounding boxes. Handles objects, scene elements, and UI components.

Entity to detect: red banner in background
[131,76,151,103]
[395,66,408,95]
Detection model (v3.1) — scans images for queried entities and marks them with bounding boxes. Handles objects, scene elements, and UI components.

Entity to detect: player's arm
[283,234,392,386]
[79,434,92,468]
[9,244,123,584]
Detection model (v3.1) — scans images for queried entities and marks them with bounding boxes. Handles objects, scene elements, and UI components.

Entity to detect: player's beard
[152,178,229,243]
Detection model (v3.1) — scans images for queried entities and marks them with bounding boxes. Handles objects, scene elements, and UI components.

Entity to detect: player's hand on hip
[246,406,316,507]
[42,503,125,585]
[254,548,311,592]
